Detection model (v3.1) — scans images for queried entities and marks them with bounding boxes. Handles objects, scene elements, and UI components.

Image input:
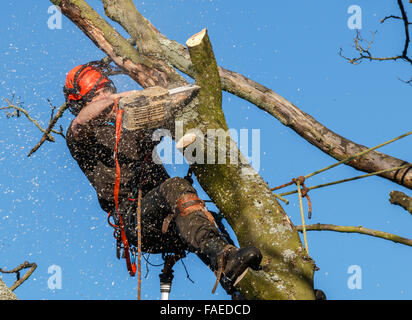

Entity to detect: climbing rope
[270,131,412,255]
[272,130,412,206]
[296,180,309,255]
[279,164,411,197]
[136,188,142,301]
[110,98,143,299]
[303,130,412,181]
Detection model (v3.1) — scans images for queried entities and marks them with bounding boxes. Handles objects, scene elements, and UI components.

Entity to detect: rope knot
[292,176,306,186]
[292,176,312,219]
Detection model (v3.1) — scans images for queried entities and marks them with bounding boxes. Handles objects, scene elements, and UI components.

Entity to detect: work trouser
[123,177,228,262]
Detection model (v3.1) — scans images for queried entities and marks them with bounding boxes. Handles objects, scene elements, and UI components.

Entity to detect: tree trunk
[181,28,316,300]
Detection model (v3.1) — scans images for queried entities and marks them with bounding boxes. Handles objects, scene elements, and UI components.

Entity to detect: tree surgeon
[63,61,262,295]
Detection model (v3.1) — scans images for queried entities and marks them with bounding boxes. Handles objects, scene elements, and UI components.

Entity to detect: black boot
[212,245,262,294]
[175,210,262,294]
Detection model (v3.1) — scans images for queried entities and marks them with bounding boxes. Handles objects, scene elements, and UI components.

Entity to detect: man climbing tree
[63,61,262,298]
[3,0,411,301]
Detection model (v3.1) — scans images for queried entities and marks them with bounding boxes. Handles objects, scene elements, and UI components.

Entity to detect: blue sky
[0,0,411,300]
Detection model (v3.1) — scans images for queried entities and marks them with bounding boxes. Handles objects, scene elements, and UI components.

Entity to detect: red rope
[113,99,123,213]
[112,98,137,277]
[136,188,142,300]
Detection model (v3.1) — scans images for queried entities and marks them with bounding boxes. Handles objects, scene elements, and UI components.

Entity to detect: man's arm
[70,90,140,139]
[70,97,115,139]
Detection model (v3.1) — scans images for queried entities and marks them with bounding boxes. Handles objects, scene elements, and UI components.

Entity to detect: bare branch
[381,15,411,25]
[339,30,405,64]
[40,0,412,190]
[342,0,412,65]
[398,0,411,62]
[1,98,64,142]
[101,0,162,56]
[297,224,412,247]
[27,102,68,157]
[0,262,37,292]
[182,27,315,300]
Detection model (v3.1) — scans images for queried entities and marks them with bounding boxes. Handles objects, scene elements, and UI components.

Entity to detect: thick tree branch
[185,29,223,129]
[339,31,406,64]
[381,15,412,25]
[297,224,412,247]
[101,0,160,56]
[1,96,69,157]
[101,0,185,87]
[146,22,412,190]
[389,190,412,214]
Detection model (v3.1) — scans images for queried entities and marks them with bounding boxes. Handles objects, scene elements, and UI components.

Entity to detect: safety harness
[106,98,145,299]
[106,101,134,268]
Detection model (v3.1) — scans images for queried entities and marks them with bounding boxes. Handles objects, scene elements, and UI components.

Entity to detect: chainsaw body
[119,85,199,131]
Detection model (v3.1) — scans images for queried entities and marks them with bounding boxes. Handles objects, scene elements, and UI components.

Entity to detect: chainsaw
[119,84,200,132]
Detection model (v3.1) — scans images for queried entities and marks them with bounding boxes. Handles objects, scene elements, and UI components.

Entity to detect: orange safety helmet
[63,61,116,115]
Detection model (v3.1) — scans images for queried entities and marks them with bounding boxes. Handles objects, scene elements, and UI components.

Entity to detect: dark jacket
[66,120,170,214]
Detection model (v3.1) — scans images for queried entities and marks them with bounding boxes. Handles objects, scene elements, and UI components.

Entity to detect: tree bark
[101,0,186,87]
[101,0,163,57]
